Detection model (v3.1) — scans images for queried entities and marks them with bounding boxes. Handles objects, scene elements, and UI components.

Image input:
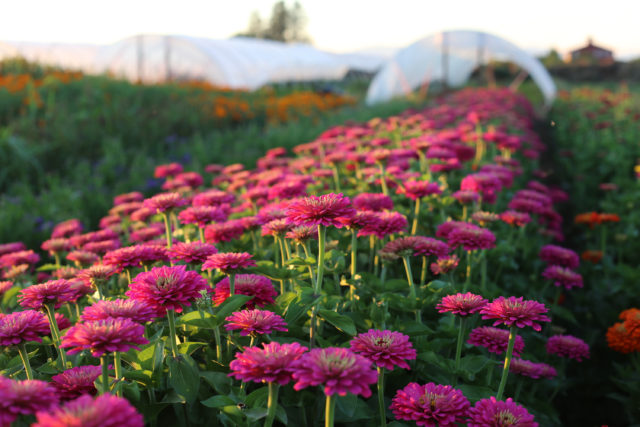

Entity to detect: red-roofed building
[567,38,614,65]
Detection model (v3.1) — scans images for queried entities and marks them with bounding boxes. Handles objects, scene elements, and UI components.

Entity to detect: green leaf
[459,355,489,376]
[36,263,65,272]
[201,395,236,408]
[245,386,269,408]
[244,408,268,422]
[201,371,231,395]
[318,309,357,336]
[457,384,494,402]
[177,311,218,329]
[123,370,154,386]
[178,342,207,355]
[285,256,316,266]
[214,294,253,323]
[167,354,200,404]
[248,260,303,280]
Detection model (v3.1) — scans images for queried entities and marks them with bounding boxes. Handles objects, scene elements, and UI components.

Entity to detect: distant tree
[236,1,311,43]
[539,49,564,67]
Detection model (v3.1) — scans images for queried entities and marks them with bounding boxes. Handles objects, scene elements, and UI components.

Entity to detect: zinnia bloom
[467,326,525,357]
[229,341,308,385]
[0,378,59,425]
[213,274,277,308]
[509,358,557,379]
[168,241,218,264]
[447,226,496,251]
[0,280,13,297]
[0,241,26,256]
[51,219,83,238]
[349,329,417,370]
[0,249,40,268]
[436,292,488,316]
[127,265,208,314]
[390,382,470,427]
[286,193,355,228]
[178,205,228,227]
[33,393,144,427]
[352,193,394,211]
[66,250,100,267]
[606,322,639,353]
[291,347,378,397]
[18,279,76,309]
[143,192,187,213]
[539,244,579,269]
[467,397,537,427]
[192,189,235,207]
[546,334,590,361]
[397,180,442,200]
[51,365,102,400]
[204,220,246,243]
[431,255,460,275]
[81,299,158,323]
[480,296,550,331]
[202,252,256,275]
[154,162,183,178]
[60,318,148,357]
[359,211,408,239]
[500,210,531,227]
[541,265,584,290]
[0,309,50,346]
[224,309,288,336]
[285,226,318,244]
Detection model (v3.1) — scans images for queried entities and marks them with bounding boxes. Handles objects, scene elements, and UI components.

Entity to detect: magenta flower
[397,180,442,200]
[546,334,590,361]
[51,219,83,238]
[51,365,102,400]
[81,299,158,323]
[0,310,50,346]
[285,225,318,244]
[542,265,583,290]
[360,211,408,239]
[436,292,488,316]
[0,241,26,256]
[229,341,308,385]
[380,236,431,258]
[114,191,144,206]
[452,190,480,205]
[467,397,538,427]
[154,162,183,178]
[0,280,13,297]
[447,226,496,251]
[509,358,557,379]
[213,274,277,308]
[224,309,288,336]
[0,249,40,268]
[102,245,169,269]
[143,192,187,213]
[34,393,144,427]
[539,244,580,269]
[352,193,394,211]
[390,382,470,427]
[431,255,460,275]
[349,329,417,370]
[291,347,378,397]
[286,193,355,228]
[500,210,531,227]
[202,252,256,275]
[18,279,76,309]
[127,265,208,314]
[204,220,246,243]
[60,318,148,357]
[267,180,308,200]
[168,241,218,264]
[467,326,525,357]
[461,172,503,204]
[0,377,59,425]
[178,205,229,227]
[41,238,71,255]
[192,189,236,207]
[129,225,164,243]
[480,296,550,331]
[66,250,99,267]
[435,221,472,240]
[414,237,450,258]
[261,218,294,237]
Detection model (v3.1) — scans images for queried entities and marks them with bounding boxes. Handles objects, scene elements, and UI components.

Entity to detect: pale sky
[2,0,639,58]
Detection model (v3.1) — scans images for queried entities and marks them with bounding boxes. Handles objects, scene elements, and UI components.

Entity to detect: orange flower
[606,322,640,353]
[581,250,603,264]
[575,212,620,229]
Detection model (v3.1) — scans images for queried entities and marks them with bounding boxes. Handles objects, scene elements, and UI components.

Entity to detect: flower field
[0,84,637,426]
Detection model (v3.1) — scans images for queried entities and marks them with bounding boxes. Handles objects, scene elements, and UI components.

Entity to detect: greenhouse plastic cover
[366,30,556,107]
[1,36,386,89]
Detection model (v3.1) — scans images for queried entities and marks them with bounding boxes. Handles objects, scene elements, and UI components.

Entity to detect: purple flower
[390,382,470,427]
[81,299,158,323]
[509,358,558,379]
[202,252,256,275]
[60,318,148,357]
[51,365,102,400]
[349,329,417,370]
[436,292,488,317]
[467,326,525,357]
[18,279,77,309]
[229,341,308,385]
[212,274,277,309]
[467,397,537,426]
[480,296,550,331]
[0,309,50,346]
[286,193,356,228]
[546,334,590,361]
[0,377,59,425]
[224,309,288,336]
[539,244,579,269]
[541,265,583,290]
[33,393,144,427]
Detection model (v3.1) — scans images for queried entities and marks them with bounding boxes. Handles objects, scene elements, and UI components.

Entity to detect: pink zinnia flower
[338,211,381,232]
[41,238,71,255]
[390,382,470,427]
[349,329,417,370]
[447,226,496,251]
[0,249,40,268]
[169,241,218,264]
[452,190,480,205]
[435,220,472,240]
[192,189,236,207]
[127,265,208,314]
[541,265,583,290]
[467,326,525,357]
[143,192,187,213]
[261,218,294,237]
[509,358,557,379]
[546,334,590,361]
[113,191,144,206]
[467,397,537,427]
[380,236,431,258]
[224,309,288,336]
[461,172,502,204]
[18,279,76,309]
[291,347,378,397]
[286,193,355,228]
[0,378,59,425]
[51,219,83,238]
[285,225,318,244]
[0,241,26,256]
[78,264,118,286]
[204,220,246,243]
[267,180,308,200]
[34,393,144,427]
[202,252,256,275]
[436,292,488,316]
[539,244,579,269]
[60,318,148,357]
[229,341,308,385]
[0,309,50,346]
[431,255,460,275]
[129,225,164,243]
[480,296,550,331]
[397,180,442,200]
[0,280,13,296]
[51,365,102,400]
[154,162,183,178]
[102,245,168,269]
[352,193,394,211]
[178,205,229,227]
[81,298,158,323]
[212,274,276,308]
[500,210,531,227]
[66,250,100,267]
[359,211,407,239]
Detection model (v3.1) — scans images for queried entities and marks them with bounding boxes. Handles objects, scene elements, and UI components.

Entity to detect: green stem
[331,165,341,193]
[114,352,123,397]
[199,227,205,243]
[277,236,286,265]
[101,355,110,394]
[229,273,236,296]
[17,342,34,380]
[350,230,357,279]
[44,304,67,368]
[464,250,472,292]
[377,367,387,427]
[513,379,524,402]
[496,326,517,400]
[454,317,467,375]
[402,256,421,323]
[166,309,179,358]
[162,213,172,248]
[316,225,326,294]
[379,164,389,196]
[53,253,61,269]
[325,394,336,427]
[480,251,488,293]
[420,256,427,287]
[301,242,316,288]
[264,382,280,427]
[411,198,421,235]
[214,326,222,362]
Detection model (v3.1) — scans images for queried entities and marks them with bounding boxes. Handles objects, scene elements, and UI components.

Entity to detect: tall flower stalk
[496,325,516,400]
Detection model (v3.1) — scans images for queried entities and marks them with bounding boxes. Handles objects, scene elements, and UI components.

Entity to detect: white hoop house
[366,30,556,107]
